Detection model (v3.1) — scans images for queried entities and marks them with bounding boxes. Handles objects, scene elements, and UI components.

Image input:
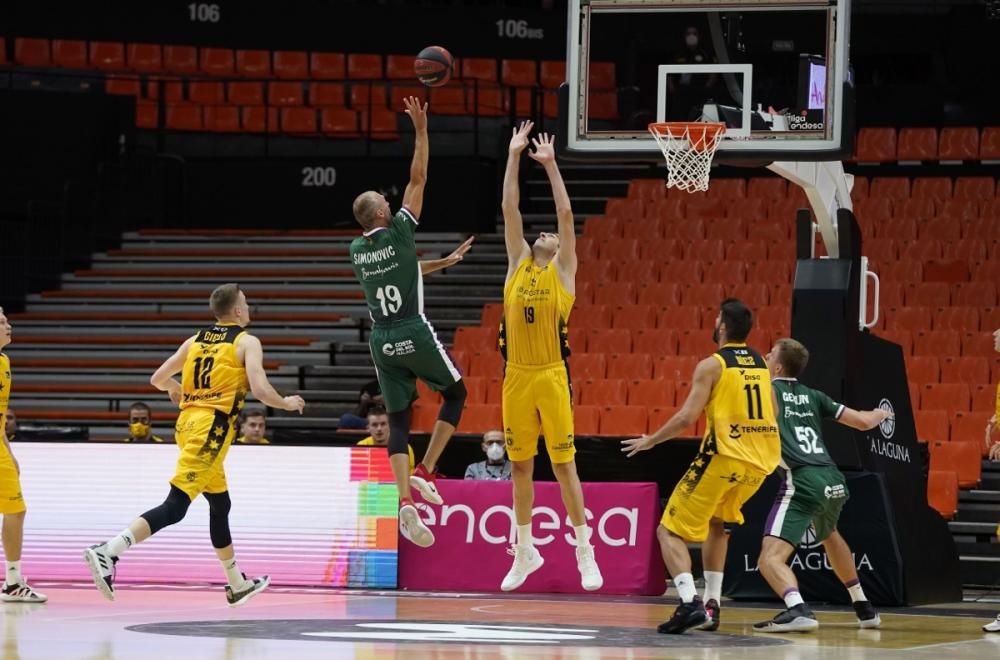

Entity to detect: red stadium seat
[274,51,308,79]
[686,198,727,220]
[165,104,203,131]
[575,239,600,262]
[459,405,502,434]
[163,45,198,74]
[880,330,912,355]
[897,127,938,162]
[654,355,700,381]
[105,75,140,96]
[614,261,658,285]
[940,356,989,386]
[502,59,538,87]
[51,39,86,68]
[660,261,703,285]
[684,239,725,262]
[236,49,271,77]
[927,470,959,519]
[647,407,683,435]
[633,329,679,355]
[594,282,636,305]
[428,84,467,115]
[923,260,970,283]
[586,329,632,354]
[962,331,997,358]
[611,305,658,330]
[310,52,346,79]
[577,259,616,284]
[669,218,708,242]
[703,262,747,286]
[583,216,623,239]
[706,219,748,242]
[460,58,498,82]
[468,351,503,378]
[281,107,317,133]
[347,54,383,79]
[951,413,990,454]
[135,101,158,129]
[933,306,979,332]
[938,200,979,223]
[637,284,683,307]
[870,177,910,203]
[350,84,388,110]
[416,379,443,406]
[640,239,684,261]
[599,406,647,437]
[480,303,503,329]
[540,60,566,89]
[319,108,360,137]
[885,306,932,333]
[310,83,346,107]
[944,238,987,262]
[569,353,607,380]
[269,81,304,106]
[608,354,654,380]
[677,330,718,357]
[855,127,896,162]
[929,440,980,488]
[914,410,948,443]
[126,43,162,73]
[203,105,240,133]
[683,283,726,307]
[878,260,922,284]
[588,91,619,119]
[710,179,747,199]
[200,48,234,76]
[900,240,944,262]
[470,86,506,117]
[572,305,613,329]
[938,127,979,162]
[189,81,225,105]
[918,220,962,241]
[386,54,416,80]
[911,176,953,202]
[580,379,628,406]
[575,405,601,437]
[954,176,995,200]
[460,376,487,405]
[921,383,971,412]
[240,106,278,133]
[978,127,1000,160]
[726,241,769,262]
[453,326,495,353]
[589,61,616,90]
[656,305,700,331]
[851,175,870,199]
[973,384,996,414]
[227,82,263,105]
[15,38,51,67]
[895,198,935,222]
[907,355,940,385]
[411,405,438,433]
[748,177,787,201]
[628,379,676,407]
[913,330,961,357]
[954,283,997,307]
[89,41,124,70]
[144,77,184,102]
[855,198,894,227]
[484,377,503,405]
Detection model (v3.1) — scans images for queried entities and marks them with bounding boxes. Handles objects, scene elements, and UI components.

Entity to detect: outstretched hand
[509,119,534,155]
[403,96,428,131]
[527,132,556,165]
[442,236,475,268]
[621,434,656,458]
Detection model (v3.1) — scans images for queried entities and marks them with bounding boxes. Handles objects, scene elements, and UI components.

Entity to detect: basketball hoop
[648,122,727,193]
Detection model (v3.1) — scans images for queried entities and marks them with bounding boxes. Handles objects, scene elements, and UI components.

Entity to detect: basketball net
[648,122,727,193]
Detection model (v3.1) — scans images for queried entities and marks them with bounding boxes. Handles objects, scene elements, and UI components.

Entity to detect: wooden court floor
[3,584,1000,659]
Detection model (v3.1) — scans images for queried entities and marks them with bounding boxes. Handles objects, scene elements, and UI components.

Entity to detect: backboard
[562,0,855,163]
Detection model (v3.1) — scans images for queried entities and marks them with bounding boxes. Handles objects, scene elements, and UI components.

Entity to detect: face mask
[685,34,699,47]
[130,422,151,438]
[486,443,506,461]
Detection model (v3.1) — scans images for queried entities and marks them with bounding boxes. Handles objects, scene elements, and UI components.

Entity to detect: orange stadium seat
[726,241,769,262]
[461,376,487,405]
[918,219,962,241]
[454,326,495,353]
[468,351,503,378]
[428,84,467,115]
[683,283,726,307]
[319,108,360,137]
[594,282,636,305]
[897,127,938,161]
[347,54,382,79]
[951,412,990,454]
[15,38,51,66]
[647,407,679,434]
[163,45,198,74]
[748,177,787,201]
[954,283,997,307]
[416,379,442,406]
[914,410,948,443]
[677,330,718,357]
[135,101,158,129]
[972,384,996,413]
[385,54,416,80]
[578,260,616,283]
[274,51,308,79]
[923,260,969,283]
[411,404,439,433]
[703,262,747,286]
[599,238,641,261]
[684,239,725,262]
[954,176,995,200]
[580,379,628,406]
[880,330,912,355]
[540,60,565,89]
[459,405,502,434]
[310,52,346,79]
[572,305,613,329]
[461,58,497,82]
[270,81,305,106]
[165,104,203,131]
[200,47,234,76]
[929,441,980,488]
[634,284,681,309]
[982,307,1000,331]
[962,331,997,358]
[905,281,951,309]
[886,306,932,333]
[575,405,601,437]
[105,75,140,96]
[628,379,675,407]
[921,383,971,412]
[607,353,654,380]
[614,261,658,285]
[569,353,607,380]
[235,49,271,77]
[907,355,940,385]
[633,328,680,355]
[227,81,263,105]
[126,43,162,72]
[611,305,658,330]
[599,405,647,436]
[390,84,427,110]
[895,198,935,221]
[911,176,953,202]
[471,86,506,117]
[660,261,704,286]
[927,470,959,519]
[586,328,631,354]
[944,238,987,262]
[728,283,771,308]
[656,304,699,330]
[870,177,910,202]
[654,355,699,381]
[361,109,399,139]
[938,127,979,162]
[484,377,503,405]
[52,39,87,68]
[913,330,961,357]
[189,81,225,105]
[979,127,1000,160]
[501,59,537,87]
[940,356,990,386]
[90,41,124,70]
[480,303,503,329]
[281,107,317,133]
[933,306,979,332]
[855,127,896,162]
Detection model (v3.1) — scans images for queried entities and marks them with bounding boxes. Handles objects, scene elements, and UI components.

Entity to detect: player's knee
[142,486,192,533]
[437,380,466,427]
[204,491,232,517]
[387,408,412,456]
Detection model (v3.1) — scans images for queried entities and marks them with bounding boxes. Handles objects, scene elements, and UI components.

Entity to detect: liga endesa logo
[414,503,641,547]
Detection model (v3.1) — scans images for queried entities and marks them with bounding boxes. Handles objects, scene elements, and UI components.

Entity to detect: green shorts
[369,315,462,413]
[764,465,849,546]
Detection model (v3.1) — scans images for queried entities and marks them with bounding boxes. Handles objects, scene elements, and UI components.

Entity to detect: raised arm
[240,334,305,414]
[502,120,533,280]
[150,335,196,405]
[527,132,576,282]
[420,236,475,276]
[837,406,892,432]
[401,96,429,219]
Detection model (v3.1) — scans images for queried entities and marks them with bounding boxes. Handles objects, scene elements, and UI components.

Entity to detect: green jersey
[350,207,423,325]
[772,378,845,470]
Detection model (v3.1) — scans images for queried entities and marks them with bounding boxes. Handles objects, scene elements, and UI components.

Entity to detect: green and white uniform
[764,377,849,546]
[350,207,461,413]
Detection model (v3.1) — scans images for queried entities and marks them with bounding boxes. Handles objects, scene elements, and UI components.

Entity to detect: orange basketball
[414,46,454,87]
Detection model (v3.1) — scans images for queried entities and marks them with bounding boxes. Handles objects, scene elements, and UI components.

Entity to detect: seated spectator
[357,406,414,471]
[122,402,164,443]
[339,379,383,430]
[4,409,16,441]
[464,429,512,481]
[236,408,270,444]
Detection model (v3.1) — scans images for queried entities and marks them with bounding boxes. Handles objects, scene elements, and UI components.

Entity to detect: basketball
[414,46,453,87]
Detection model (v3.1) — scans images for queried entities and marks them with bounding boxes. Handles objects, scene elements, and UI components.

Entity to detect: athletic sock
[674,572,697,603]
[783,588,805,609]
[845,579,867,603]
[6,560,22,585]
[106,528,136,558]
[573,524,590,547]
[221,558,247,588]
[517,524,534,548]
[703,570,724,603]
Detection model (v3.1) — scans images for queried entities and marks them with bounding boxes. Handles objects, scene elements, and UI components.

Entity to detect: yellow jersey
[357,436,415,471]
[0,354,10,433]
[180,323,250,417]
[701,343,780,474]
[500,257,574,367]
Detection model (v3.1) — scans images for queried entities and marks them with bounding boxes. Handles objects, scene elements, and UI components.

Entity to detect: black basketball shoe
[697,598,721,631]
[853,600,881,629]
[753,603,819,633]
[657,596,709,634]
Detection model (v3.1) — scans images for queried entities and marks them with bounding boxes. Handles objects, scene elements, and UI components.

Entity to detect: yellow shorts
[502,362,575,464]
[0,443,25,514]
[170,408,236,500]
[661,452,766,542]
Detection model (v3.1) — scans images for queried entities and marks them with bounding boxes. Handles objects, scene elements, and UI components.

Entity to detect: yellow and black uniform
[171,324,249,500]
[500,257,575,463]
[357,436,414,471]
[661,343,780,541]
[0,354,25,514]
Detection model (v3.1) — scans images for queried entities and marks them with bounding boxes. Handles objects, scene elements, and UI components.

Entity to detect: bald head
[353,191,390,231]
